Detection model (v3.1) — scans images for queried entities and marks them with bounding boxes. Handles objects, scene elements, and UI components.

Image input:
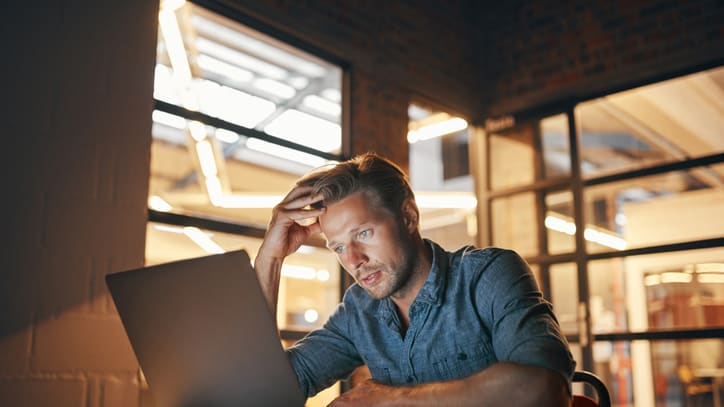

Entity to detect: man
[254,152,575,406]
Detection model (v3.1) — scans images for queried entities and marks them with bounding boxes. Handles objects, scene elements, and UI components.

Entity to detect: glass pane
[550,262,578,335]
[408,104,477,250]
[489,124,536,190]
[145,222,340,332]
[593,339,724,407]
[491,192,539,257]
[151,1,343,223]
[576,65,724,179]
[589,247,724,333]
[545,190,576,255]
[541,114,571,178]
[584,167,724,253]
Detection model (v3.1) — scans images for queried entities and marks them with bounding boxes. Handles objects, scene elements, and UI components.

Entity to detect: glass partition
[575,66,724,179]
[583,167,724,253]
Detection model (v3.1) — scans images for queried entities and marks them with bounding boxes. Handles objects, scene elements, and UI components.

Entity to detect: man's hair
[297,152,415,216]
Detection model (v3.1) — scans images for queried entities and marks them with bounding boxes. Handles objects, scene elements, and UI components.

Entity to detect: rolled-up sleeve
[286,301,363,399]
[475,249,576,384]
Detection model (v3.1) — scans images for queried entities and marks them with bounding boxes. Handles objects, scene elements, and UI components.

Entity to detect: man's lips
[360,270,381,286]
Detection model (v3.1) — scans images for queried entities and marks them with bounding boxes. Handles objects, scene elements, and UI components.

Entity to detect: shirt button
[406,376,414,383]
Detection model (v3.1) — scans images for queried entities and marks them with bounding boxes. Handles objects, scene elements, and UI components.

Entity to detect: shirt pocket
[432,337,497,381]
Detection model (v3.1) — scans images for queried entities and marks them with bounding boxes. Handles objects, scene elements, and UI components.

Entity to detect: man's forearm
[404,363,569,407]
[253,255,283,317]
[333,363,570,407]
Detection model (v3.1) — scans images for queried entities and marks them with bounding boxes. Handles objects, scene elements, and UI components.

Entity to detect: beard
[358,228,418,300]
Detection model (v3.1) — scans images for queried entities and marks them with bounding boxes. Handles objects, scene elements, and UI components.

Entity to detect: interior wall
[479,0,724,116]
[1,1,159,406]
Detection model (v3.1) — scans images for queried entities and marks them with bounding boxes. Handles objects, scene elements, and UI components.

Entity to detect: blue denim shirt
[287,240,575,399]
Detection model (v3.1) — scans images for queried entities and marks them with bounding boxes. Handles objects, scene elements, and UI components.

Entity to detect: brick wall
[1,1,158,406]
[479,0,724,116]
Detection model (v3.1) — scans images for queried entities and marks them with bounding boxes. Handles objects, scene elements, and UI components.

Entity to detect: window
[479,65,724,407]
[408,103,477,250]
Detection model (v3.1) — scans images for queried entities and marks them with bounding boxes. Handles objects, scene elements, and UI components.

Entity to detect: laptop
[106,250,305,407]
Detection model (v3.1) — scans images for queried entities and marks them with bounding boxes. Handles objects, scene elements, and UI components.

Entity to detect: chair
[572,370,611,407]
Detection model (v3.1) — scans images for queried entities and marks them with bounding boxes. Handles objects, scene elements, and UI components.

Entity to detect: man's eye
[358,229,371,239]
[333,245,344,254]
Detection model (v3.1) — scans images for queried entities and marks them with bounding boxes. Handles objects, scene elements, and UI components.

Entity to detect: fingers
[281,185,324,209]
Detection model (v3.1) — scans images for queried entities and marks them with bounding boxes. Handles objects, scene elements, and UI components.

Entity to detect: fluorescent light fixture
[195,140,218,177]
[246,138,330,168]
[263,109,341,152]
[196,54,254,82]
[698,273,724,284]
[148,195,173,212]
[205,176,224,205]
[188,120,207,141]
[158,10,192,82]
[303,94,341,116]
[152,110,186,129]
[660,272,693,284]
[696,263,724,273]
[183,226,225,254]
[197,81,276,128]
[583,228,627,251]
[212,194,282,209]
[408,117,468,144]
[252,78,296,99]
[160,0,185,11]
[195,38,288,80]
[321,88,342,103]
[644,275,661,286]
[415,192,477,209]
[545,213,627,250]
[214,128,240,144]
[152,224,185,234]
[544,215,576,235]
[191,15,327,78]
[289,76,310,89]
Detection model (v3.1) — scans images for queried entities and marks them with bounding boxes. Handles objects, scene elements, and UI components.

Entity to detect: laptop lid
[106,250,305,407]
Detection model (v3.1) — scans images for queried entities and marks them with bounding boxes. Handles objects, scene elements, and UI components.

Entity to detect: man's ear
[402,199,420,233]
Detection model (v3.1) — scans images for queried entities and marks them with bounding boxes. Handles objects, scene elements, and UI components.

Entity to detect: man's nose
[345,242,368,271]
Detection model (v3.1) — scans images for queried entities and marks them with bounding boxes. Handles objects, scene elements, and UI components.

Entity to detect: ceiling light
[188,120,207,141]
[252,78,296,99]
[196,54,254,82]
[246,138,330,168]
[263,109,341,152]
[304,309,319,323]
[408,117,468,144]
[183,226,224,254]
[195,38,288,80]
[303,95,341,116]
[321,88,342,103]
[195,140,218,177]
[214,128,240,144]
[415,192,477,209]
[152,110,186,129]
[158,10,192,82]
[148,195,173,212]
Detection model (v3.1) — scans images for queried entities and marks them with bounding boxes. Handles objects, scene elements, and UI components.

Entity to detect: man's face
[319,191,415,300]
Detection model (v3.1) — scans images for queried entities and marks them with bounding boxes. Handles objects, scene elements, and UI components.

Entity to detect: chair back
[572,371,611,407]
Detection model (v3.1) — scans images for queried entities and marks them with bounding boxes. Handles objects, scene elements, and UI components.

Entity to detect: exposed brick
[0,378,85,407]
[33,314,138,372]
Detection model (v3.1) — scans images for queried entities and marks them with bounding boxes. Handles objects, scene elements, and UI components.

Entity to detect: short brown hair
[297,152,415,216]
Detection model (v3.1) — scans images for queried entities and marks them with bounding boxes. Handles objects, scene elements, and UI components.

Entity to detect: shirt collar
[376,239,449,320]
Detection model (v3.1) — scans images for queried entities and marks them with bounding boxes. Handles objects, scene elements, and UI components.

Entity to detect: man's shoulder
[449,245,513,269]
